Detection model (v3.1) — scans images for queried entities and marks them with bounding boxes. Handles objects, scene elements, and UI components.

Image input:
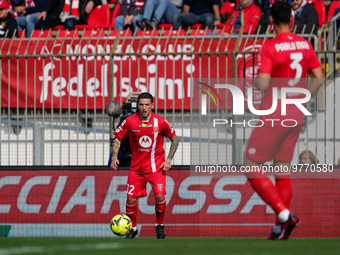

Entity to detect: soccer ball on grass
[110,214,132,236]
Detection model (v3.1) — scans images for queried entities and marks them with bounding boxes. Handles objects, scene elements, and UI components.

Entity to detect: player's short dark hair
[137,92,154,103]
[271,1,291,25]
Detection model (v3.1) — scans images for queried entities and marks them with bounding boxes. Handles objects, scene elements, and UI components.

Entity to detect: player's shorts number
[127,184,135,195]
[288,52,303,86]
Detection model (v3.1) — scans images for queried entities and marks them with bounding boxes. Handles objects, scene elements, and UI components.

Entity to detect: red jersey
[258,32,321,123]
[113,112,175,173]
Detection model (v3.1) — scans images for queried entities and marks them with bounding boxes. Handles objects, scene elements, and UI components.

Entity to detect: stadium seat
[163,29,186,36]
[57,30,79,38]
[327,0,340,23]
[190,28,212,36]
[313,0,326,28]
[31,30,53,38]
[18,31,26,38]
[191,24,204,29]
[111,4,122,27]
[109,29,132,38]
[158,23,173,30]
[136,30,159,37]
[82,29,106,38]
[76,4,112,30]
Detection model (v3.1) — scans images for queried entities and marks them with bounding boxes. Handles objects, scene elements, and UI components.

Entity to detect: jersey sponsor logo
[139,123,153,128]
[132,130,140,132]
[139,135,152,148]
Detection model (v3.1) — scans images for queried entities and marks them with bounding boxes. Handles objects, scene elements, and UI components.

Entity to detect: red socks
[155,197,166,225]
[126,198,166,227]
[126,201,137,227]
[275,177,292,223]
[247,177,288,214]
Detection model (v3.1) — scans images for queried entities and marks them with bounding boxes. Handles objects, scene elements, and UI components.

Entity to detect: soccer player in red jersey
[110,92,179,239]
[243,1,323,240]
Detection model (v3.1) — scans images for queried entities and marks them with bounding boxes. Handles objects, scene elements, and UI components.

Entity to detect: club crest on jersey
[139,135,152,148]
[157,184,163,191]
[153,126,159,133]
[139,123,153,128]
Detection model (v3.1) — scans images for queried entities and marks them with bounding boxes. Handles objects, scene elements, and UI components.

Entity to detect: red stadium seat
[313,0,326,28]
[57,30,79,38]
[111,4,122,26]
[87,4,110,27]
[82,29,106,38]
[327,0,340,23]
[191,24,204,29]
[158,23,173,30]
[18,30,26,38]
[109,29,132,38]
[31,30,53,38]
[136,30,159,37]
[190,28,212,36]
[163,29,186,36]
[76,4,111,30]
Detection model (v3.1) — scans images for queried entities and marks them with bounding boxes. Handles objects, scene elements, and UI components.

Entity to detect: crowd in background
[0,0,336,38]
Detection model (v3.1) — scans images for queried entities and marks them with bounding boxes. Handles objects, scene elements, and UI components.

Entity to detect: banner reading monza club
[0,169,339,237]
[0,38,262,110]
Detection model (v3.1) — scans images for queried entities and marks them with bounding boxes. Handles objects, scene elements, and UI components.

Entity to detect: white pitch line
[0,243,122,255]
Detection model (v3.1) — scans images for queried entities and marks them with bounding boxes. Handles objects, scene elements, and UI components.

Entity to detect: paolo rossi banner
[0,169,339,237]
[0,38,262,110]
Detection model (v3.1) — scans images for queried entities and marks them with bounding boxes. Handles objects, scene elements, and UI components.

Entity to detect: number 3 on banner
[288,52,303,86]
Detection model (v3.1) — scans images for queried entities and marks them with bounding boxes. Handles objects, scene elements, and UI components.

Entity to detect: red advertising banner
[0,169,339,237]
[0,38,263,110]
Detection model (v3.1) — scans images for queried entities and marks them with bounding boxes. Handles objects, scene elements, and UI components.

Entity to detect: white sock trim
[278,209,290,223]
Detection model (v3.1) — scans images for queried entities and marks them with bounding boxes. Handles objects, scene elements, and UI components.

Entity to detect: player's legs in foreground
[125,197,139,239]
[155,194,166,239]
[244,157,299,240]
[268,160,294,239]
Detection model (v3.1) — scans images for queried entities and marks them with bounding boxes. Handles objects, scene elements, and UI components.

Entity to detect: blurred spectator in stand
[173,0,220,30]
[12,0,48,37]
[222,0,262,35]
[136,0,182,30]
[291,0,318,35]
[0,0,17,38]
[299,150,318,165]
[114,0,145,33]
[37,0,89,31]
[258,0,294,34]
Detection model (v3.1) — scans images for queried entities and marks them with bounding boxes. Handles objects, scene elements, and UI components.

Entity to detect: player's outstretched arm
[110,138,121,170]
[161,135,179,171]
[307,67,324,97]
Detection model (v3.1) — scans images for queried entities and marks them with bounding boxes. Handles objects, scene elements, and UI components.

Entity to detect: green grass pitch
[0,237,339,255]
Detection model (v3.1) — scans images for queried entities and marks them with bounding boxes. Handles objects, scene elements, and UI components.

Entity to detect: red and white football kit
[113,112,176,198]
[245,32,321,163]
[244,32,321,229]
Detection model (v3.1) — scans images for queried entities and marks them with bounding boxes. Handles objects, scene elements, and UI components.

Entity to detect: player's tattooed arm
[162,135,179,171]
[167,135,179,160]
[110,138,121,170]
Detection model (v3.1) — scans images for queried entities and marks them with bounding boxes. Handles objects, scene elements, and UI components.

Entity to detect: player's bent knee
[127,198,137,204]
[155,194,165,201]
